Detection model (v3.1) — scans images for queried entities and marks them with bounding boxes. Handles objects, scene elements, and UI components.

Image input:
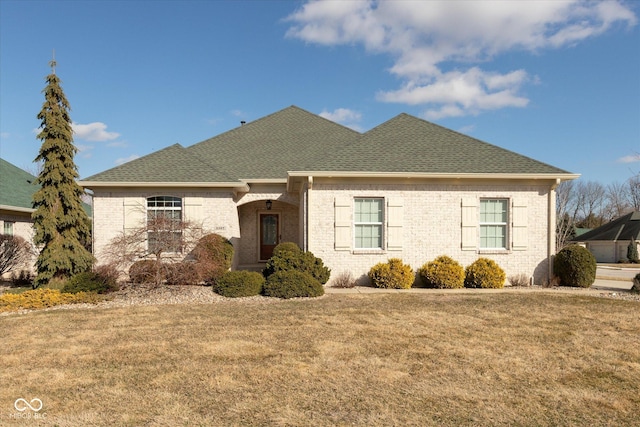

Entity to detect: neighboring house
[0,158,38,277]
[80,106,578,285]
[572,211,640,263]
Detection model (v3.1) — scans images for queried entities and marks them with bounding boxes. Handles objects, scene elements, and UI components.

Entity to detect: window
[480,199,508,249]
[3,221,14,236]
[147,196,182,253]
[354,198,383,249]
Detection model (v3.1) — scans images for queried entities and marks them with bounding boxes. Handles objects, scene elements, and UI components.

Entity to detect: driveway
[593,265,639,291]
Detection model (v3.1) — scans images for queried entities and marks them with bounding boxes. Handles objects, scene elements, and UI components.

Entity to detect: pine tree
[32,60,94,287]
[627,237,639,263]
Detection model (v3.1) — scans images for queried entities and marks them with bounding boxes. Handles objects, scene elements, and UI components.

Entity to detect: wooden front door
[260,213,279,260]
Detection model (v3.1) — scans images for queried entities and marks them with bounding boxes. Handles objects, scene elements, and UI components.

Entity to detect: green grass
[1,293,639,426]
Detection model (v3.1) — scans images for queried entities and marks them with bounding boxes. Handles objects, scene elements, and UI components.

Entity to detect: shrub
[165,262,201,286]
[0,288,101,313]
[262,270,324,299]
[465,258,506,289]
[331,271,357,288]
[508,273,530,287]
[129,260,163,284]
[192,234,234,285]
[632,273,640,293]
[263,243,330,285]
[10,270,34,287]
[62,269,119,294]
[213,270,265,297]
[272,241,302,258]
[417,255,464,289]
[368,258,414,289]
[553,244,596,288]
[627,238,639,263]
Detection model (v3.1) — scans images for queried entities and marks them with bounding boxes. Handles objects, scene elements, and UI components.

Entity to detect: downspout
[304,176,313,252]
[548,179,560,282]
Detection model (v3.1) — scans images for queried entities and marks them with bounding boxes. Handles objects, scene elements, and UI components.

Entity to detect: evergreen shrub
[214,270,265,297]
[418,255,464,289]
[553,244,596,288]
[262,270,324,299]
[368,258,414,289]
[62,269,119,294]
[627,238,639,263]
[464,258,506,289]
[263,242,330,284]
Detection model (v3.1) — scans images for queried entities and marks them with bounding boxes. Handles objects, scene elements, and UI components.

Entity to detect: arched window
[147,196,182,254]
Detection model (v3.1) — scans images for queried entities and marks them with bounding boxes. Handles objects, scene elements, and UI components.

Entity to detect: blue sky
[1,0,638,184]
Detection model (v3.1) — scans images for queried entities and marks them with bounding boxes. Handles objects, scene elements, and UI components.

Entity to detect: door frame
[258,211,280,262]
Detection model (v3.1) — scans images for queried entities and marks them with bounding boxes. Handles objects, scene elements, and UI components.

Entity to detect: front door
[260,213,279,261]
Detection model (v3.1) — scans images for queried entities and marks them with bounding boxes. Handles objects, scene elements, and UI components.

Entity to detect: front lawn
[1,293,638,426]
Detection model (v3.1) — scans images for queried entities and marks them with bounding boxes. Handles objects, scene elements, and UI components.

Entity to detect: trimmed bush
[368,258,414,289]
[165,262,201,286]
[271,241,302,258]
[0,288,101,312]
[553,244,596,288]
[214,270,265,298]
[465,258,506,289]
[192,234,234,285]
[632,273,640,293]
[418,255,464,289]
[262,270,324,299]
[129,260,163,284]
[263,242,331,285]
[62,269,119,294]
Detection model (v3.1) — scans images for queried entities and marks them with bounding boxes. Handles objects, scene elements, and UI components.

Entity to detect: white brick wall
[92,179,554,285]
[306,179,553,285]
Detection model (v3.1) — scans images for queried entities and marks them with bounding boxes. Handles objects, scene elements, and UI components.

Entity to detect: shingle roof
[0,158,38,211]
[312,113,570,174]
[573,211,640,242]
[82,105,574,185]
[82,143,239,184]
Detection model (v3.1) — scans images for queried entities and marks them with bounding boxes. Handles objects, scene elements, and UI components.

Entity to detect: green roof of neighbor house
[0,158,38,212]
[81,105,576,185]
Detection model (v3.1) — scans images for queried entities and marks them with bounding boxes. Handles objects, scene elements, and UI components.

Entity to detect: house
[79,106,578,285]
[573,211,640,263]
[0,158,38,277]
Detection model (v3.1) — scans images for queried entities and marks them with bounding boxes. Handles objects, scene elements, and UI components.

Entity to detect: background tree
[31,61,94,287]
[0,235,35,277]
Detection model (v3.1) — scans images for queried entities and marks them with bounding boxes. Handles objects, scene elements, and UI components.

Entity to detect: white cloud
[0,132,9,139]
[319,108,363,131]
[115,154,140,166]
[618,154,640,164]
[72,122,120,142]
[287,0,636,118]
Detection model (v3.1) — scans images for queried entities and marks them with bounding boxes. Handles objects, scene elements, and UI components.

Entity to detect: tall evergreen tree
[32,60,94,287]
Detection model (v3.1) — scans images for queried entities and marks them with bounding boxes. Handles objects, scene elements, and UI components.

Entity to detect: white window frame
[146,196,183,254]
[354,198,384,250]
[3,221,14,236]
[479,198,509,250]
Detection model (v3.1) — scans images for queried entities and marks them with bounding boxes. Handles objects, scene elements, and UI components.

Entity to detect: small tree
[32,61,94,287]
[102,211,209,285]
[0,235,34,277]
[627,238,639,263]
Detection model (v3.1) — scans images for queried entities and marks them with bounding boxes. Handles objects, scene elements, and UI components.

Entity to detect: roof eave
[78,181,251,192]
[287,171,580,180]
[0,204,35,214]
